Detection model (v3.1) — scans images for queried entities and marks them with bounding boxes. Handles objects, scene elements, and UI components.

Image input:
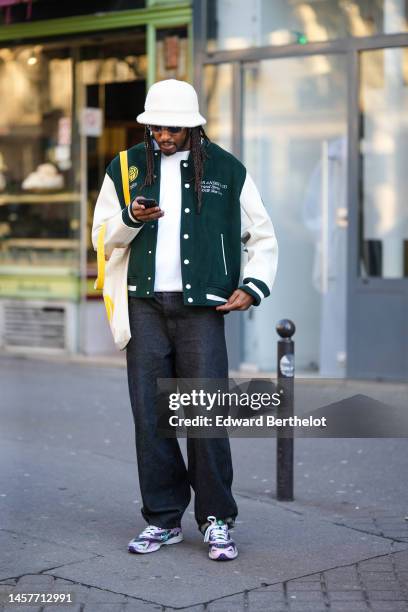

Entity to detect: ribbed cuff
[122,206,144,228]
[238,277,270,306]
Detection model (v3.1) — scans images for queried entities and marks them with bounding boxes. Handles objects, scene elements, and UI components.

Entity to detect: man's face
[150,126,190,156]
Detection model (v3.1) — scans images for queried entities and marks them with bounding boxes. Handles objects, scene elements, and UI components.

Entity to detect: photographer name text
[168,415,327,428]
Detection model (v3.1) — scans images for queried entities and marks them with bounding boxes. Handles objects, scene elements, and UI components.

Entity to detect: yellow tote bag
[94,150,132,350]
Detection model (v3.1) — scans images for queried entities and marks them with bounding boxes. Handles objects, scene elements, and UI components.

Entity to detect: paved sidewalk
[1,550,408,611]
[1,355,408,611]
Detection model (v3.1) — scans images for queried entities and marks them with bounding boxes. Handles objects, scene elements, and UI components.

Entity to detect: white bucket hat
[137,79,206,128]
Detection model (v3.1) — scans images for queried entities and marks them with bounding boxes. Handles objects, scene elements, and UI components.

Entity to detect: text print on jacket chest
[201,180,228,196]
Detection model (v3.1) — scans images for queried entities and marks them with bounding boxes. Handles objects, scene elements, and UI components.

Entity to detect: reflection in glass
[203,63,233,153]
[360,48,408,278]
[0,45,78,269]
[207,0,408,51]
[242,55,347,375]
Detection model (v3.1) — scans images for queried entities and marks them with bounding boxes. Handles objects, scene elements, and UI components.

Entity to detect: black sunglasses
[150,125,184,134]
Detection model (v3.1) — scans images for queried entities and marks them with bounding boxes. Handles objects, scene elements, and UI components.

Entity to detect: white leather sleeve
[91,173,144,258]
[239,171,278,304]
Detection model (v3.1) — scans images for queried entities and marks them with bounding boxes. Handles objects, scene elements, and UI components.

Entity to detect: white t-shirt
[154,150,190,291]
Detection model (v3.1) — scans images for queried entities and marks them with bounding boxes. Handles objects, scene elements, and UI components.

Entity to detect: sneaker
[203,515,238,561]
[128,525,183,554]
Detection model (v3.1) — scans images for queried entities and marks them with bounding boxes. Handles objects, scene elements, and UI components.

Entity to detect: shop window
[0,44,79,271]
[241,54,347,374]
[207,0,408,51]
[0,31,148,288]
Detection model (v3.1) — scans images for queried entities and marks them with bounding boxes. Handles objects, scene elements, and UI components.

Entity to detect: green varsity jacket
[93,140,278,307]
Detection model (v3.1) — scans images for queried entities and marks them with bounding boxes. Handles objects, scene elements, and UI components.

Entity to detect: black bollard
[276,319,296,501]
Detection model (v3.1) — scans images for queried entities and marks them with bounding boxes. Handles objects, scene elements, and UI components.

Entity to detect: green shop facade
[0,0,192,353]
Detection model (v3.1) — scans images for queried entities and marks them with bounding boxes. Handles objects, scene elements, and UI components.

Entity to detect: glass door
[347,46,408,380]
[242,54,348,375]
[359,47,408,279]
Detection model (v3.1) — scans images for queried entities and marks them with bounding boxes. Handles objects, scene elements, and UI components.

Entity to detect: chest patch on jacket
[201,180,227,196]
[129,166,139,182]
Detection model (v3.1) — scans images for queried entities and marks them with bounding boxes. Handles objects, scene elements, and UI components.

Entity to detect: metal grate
[3,302,66,349]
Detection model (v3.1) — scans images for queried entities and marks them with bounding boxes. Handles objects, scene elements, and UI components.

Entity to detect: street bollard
[276,319,296,501]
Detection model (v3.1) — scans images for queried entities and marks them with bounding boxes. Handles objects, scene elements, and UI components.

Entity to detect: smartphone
[139,198,158,209]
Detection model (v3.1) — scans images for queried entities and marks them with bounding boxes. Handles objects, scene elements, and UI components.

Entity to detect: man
[92,79,278,561]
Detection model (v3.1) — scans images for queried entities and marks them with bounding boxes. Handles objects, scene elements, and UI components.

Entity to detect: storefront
[195,0,408,380]
[0,0,192,354]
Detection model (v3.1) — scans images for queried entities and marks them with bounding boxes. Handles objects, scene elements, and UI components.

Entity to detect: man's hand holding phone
[131,197,164,222]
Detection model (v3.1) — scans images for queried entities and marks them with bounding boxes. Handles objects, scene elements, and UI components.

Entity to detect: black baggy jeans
[126,292,238,532]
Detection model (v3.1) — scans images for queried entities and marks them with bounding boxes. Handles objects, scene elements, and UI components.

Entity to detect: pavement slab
[0,530,98,580]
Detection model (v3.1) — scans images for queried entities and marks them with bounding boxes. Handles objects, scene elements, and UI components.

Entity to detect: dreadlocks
[143,126,156,189]
[143,126,210,214]
[190,126,209,213]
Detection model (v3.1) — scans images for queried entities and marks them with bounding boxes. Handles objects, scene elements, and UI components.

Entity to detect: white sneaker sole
[208,546,238,561]
[128,532,183,554]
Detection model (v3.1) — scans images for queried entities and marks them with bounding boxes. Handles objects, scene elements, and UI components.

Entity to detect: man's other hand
[131,197,164,222]
[216,289,255,312]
